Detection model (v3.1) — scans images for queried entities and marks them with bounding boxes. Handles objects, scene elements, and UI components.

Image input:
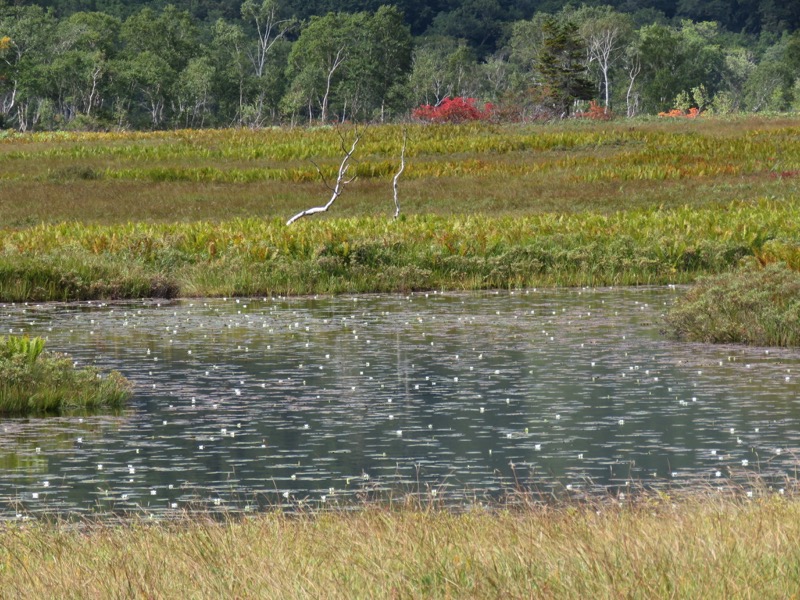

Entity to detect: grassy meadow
[1,116,800,301]
[1,117,800,226]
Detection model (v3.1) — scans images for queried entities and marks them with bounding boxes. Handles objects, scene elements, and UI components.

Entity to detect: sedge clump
[0,335,132,415]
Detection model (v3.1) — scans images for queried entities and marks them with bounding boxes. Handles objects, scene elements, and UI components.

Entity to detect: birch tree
[573,7,632,111]
[284,13,355,123]
[241,0,295,124]
[0,5,56,130]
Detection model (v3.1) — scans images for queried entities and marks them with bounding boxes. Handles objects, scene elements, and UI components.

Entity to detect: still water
[1,287,799,518]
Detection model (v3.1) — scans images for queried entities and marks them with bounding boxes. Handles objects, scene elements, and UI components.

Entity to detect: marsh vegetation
[1,118,799,597]
[0,335,131,415]
[666,262,800,346]
[2,496,800,598]
[1,119,799,302]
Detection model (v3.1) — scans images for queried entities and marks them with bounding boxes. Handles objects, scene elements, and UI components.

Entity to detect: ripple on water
[1,288,800,518]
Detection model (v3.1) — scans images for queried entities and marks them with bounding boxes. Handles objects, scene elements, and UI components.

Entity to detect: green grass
[1,117,799,300]
[0,335,132,415]
[2,496,800,598]
[1,199,796,300]
[665,261,800,346]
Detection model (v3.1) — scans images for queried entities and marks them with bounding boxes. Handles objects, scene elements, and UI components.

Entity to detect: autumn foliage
[412,97,494,123]
[575,100,613,121]
[658,107,701,118]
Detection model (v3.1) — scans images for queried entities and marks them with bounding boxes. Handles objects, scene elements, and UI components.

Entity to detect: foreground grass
[665,261,800,346]
[1,497,799,598]
[1,199,798,301]
[0,335,131,415]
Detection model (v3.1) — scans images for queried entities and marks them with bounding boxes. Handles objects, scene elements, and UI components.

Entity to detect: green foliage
[1,334,45,363]
[536,17,595,116]
[636,21,725,114]
[0,251,179,301]
[2,2,800,128]
[426,0,508,56]
[284,9,412,123]
[1,195,797,300]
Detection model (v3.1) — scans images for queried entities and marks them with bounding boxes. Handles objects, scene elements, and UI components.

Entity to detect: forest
[1,0,800,130]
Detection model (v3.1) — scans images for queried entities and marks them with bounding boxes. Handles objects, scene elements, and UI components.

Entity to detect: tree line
[1,0,799,131]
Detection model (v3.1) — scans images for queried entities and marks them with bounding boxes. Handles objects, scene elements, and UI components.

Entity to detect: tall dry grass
[1,496,799,598]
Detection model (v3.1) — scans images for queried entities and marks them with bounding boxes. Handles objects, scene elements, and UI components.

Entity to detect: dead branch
[286,126,363,225]
[392,129,407,220]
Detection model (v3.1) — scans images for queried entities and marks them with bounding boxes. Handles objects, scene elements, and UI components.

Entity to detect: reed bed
[1,495,800,598]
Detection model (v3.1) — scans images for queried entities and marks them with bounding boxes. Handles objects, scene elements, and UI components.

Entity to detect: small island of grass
[665,261,800,347]
[0,335,132,415]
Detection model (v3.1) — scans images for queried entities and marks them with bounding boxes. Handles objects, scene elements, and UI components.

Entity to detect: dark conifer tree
[536,17,594,116]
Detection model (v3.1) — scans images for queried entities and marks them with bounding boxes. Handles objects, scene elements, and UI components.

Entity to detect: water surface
[1,287,799,518]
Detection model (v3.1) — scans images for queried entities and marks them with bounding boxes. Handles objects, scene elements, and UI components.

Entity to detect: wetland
[2,119,800,596]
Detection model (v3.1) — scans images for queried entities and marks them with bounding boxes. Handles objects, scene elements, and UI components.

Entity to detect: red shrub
[658,107,701,118]
[412,97,494,123]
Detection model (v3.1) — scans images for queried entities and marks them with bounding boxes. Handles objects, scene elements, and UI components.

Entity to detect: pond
[1,287,799,518]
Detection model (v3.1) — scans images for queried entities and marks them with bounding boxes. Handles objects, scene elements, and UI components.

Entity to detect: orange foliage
[658,107,700,118]
[576,101,613,121]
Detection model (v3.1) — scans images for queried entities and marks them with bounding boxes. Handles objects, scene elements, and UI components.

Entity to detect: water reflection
[1,287,799,518]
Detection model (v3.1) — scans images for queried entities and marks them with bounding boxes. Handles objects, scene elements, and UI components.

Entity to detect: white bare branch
[625,52,642,118]
[392,129,407,220]
[320,46,347,124]
[286,127,363,225]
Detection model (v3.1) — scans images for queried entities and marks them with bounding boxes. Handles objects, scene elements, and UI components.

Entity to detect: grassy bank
[2,497,799,598]
[1,199,798,301]
[0,335,131,415]
[665,260,800,346]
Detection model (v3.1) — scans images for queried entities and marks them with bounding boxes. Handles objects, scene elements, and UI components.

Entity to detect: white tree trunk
[626,55,641,118]
[320,46,346,124]
[392,129,407,220]
[286,127,363,225]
